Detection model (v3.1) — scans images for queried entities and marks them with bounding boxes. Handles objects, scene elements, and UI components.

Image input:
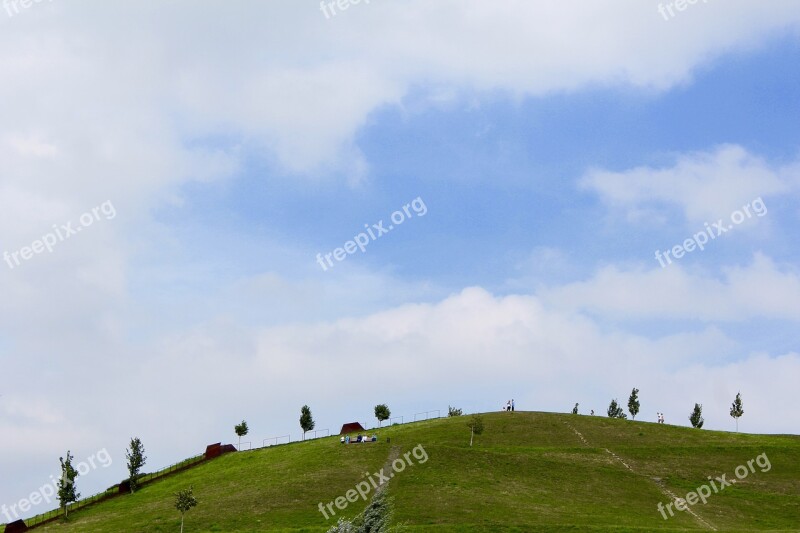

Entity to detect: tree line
[572,389,746,430]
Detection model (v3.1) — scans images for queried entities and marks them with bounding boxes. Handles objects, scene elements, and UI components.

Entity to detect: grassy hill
[32,412,800,532]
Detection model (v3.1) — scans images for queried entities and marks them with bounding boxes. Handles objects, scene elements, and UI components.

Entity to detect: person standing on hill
[506,400,511,412]
[511,399,515,412]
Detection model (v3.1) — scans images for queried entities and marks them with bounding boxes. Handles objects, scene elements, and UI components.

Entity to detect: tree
[58,451,80,520]
[628,388,640,420]
[300,405,315,440]
[607,399,627,419]
[689,403,704,429]
[374,404,391,427]
[466,415,484,447]
[175,486,198,533]
[730,392,744,432]
[234,420,249,451]
[571,403,579,415]
[126,437,147,493]
[448,405,463,417]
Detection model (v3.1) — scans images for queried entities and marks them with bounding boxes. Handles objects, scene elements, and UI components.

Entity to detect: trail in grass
[562,421,718,531]
[375,445,401,495]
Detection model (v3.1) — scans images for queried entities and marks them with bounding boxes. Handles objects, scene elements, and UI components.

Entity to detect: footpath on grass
[561,420,717,531]
[4,409,443,533]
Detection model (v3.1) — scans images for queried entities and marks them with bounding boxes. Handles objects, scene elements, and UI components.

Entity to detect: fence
[262,435,291,447]
[414,410,441,422]
[22,487,117,528]
[236,441,252,451]
[6,408,444,530]
[304,428,329,440]
[255,409,441,448]
[17,453,205,530]
[136,454,205,485]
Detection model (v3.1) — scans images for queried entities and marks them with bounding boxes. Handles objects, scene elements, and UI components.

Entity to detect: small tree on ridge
[374,404,391,427]
[126,437,147,493]
[689,403,704,429]
[300,405,315,440]
[58,450,80,520]
[628,388,640,420]
[235,420,249,451]
[607,399,627,419]
[730,392,744,432]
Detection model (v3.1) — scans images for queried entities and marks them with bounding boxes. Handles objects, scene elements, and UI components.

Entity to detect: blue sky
[1,0,799,522]
[167,34,800,291]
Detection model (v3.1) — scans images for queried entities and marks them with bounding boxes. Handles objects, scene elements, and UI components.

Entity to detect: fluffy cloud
[541,253,800,321]
[126,286,797,442]
[2,282,796,513]
[2,1,800,182]
[581,145,795,224]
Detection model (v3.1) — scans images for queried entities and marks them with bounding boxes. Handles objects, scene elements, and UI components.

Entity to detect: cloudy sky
[1,0,799,519]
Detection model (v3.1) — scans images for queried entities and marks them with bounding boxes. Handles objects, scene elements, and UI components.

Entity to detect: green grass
[27,412,800,532]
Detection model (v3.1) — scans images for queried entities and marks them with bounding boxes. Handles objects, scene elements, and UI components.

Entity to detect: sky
[1,0,799,521]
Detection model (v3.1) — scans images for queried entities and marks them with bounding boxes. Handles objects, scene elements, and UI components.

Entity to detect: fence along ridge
[13,452,207,530]
[7,408,444,531]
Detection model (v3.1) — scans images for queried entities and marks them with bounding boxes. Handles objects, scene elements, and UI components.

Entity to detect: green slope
[33,412,800,532]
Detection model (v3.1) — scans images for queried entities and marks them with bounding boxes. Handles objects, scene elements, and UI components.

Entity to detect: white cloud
[123,285,796,438]
[581,145,793,224]
[1,1,799,183]
[541,253,800,321]
[1,281,796,514]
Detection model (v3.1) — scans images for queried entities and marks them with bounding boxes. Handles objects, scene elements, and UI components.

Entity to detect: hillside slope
[35,412,800,532]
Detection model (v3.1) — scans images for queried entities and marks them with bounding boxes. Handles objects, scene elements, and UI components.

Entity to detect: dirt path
[375,445,402,494]
[562,421,717,531]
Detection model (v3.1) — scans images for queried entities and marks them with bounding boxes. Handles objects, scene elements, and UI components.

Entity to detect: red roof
[339,422,365,435]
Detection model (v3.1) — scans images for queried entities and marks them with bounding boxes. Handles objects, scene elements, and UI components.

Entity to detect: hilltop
[27,412,800,532]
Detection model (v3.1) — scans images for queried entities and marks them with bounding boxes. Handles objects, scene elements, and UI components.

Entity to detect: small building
[339,422,365,435]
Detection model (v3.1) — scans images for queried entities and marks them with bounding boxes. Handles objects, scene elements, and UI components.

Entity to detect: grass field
[28,412,800,532]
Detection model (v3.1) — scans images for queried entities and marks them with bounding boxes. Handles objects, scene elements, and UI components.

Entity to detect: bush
[607,399,627,419]
[327,518,359,533]
[325,491,393,533]
[362,490,392,532]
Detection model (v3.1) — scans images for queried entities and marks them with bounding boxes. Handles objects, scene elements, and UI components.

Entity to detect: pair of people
[657,412,665,424]
[503,399,515,412]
